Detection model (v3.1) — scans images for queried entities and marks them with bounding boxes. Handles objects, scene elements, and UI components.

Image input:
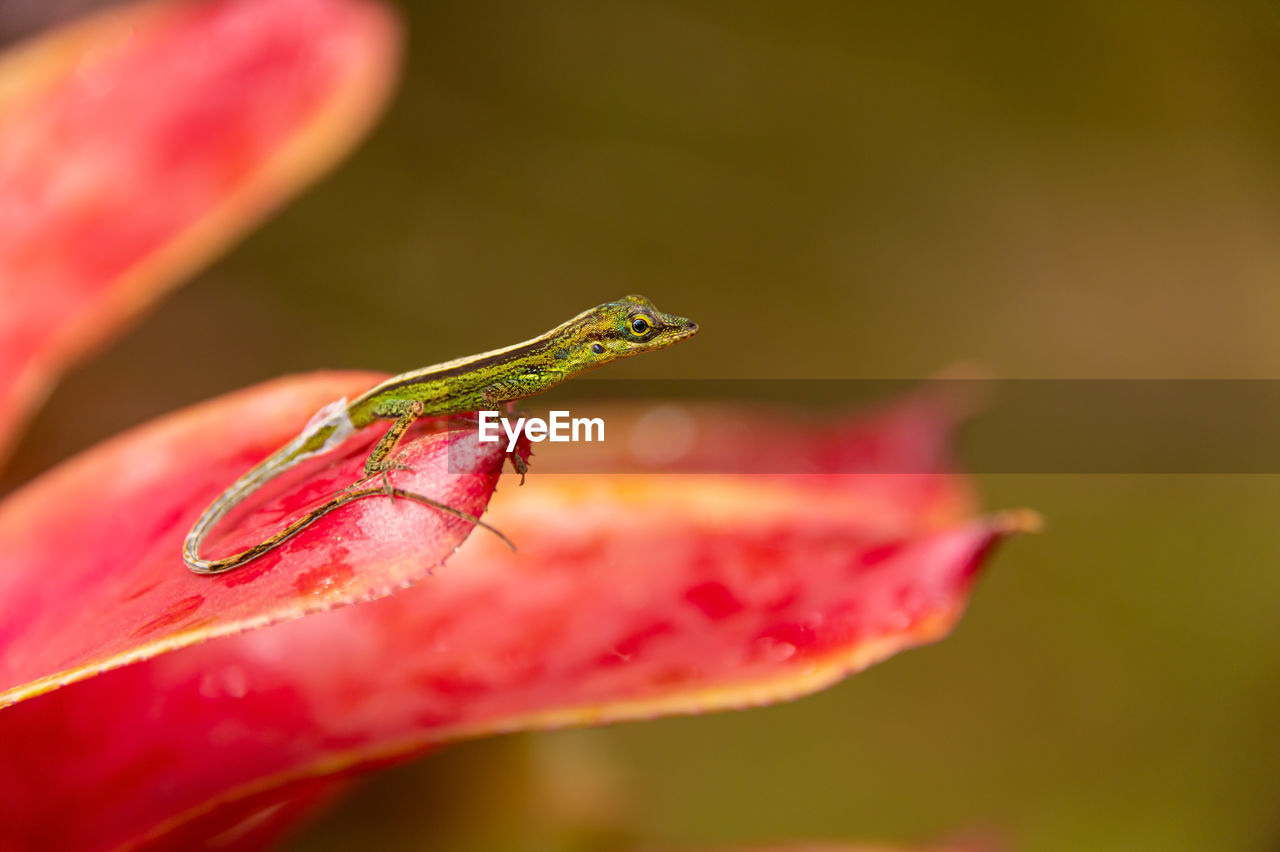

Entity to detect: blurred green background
[5,1,1280,850]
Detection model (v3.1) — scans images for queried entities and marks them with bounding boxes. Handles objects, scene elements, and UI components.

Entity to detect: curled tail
[183,397,512,575]
[184,484,513,575]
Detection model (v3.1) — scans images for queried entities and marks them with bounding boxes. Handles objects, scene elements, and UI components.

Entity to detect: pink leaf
[0,385,1036,850]
[0,0,400,461]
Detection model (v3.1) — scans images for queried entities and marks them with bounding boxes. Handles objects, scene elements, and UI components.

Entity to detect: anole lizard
[183,295,698,575]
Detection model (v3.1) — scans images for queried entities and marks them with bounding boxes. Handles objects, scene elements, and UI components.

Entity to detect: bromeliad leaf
[0,390,1034,849]
[0,371,511,708]
[0,0,400,463]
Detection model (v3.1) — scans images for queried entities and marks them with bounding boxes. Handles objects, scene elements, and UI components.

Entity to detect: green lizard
[183,295,698,575]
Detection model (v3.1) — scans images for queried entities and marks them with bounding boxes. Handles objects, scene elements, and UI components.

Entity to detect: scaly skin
[183,295,698,574]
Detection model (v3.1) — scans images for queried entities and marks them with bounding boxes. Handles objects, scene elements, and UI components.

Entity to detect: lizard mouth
[659,317,700,345]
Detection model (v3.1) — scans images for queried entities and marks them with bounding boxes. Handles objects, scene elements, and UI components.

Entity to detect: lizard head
[571,295,699,363]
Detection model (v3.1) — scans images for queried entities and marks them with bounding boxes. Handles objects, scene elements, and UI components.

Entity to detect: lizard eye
[629,315,653,336]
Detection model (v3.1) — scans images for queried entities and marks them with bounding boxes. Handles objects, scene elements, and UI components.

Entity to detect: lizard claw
[509,451,528,485]
[367,458,414,501]
[340,456,417,502]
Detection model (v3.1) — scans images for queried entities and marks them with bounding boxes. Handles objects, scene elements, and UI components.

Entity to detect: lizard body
[183,295,697,574]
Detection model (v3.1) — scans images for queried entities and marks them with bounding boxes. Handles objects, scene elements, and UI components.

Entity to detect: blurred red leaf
[0,377,1035,850]
[0,0,400,462]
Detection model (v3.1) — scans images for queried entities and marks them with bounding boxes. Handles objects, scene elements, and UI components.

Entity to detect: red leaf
[0,0,400,461]
[0,371,512,707]
[0,386,1036,850]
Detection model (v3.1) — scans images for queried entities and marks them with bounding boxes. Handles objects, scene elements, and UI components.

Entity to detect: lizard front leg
[481,379,551,484]
[360,399,426,497]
